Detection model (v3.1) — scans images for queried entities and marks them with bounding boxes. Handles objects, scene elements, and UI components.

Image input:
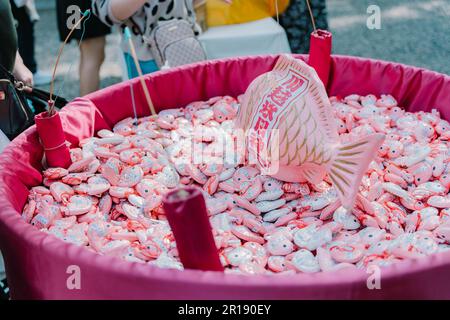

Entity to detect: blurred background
[28,0,450,100]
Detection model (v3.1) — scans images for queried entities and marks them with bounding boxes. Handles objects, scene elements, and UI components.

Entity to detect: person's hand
[12,52,33,88]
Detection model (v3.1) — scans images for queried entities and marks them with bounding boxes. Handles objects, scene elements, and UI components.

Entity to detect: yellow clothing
[206,0,289,27]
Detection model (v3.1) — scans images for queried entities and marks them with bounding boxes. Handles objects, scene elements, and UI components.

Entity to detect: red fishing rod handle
[163,187,224,272]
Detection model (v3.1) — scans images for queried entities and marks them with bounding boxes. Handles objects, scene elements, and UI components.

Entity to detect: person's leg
[79,36,106,96]
[10,1,37,73]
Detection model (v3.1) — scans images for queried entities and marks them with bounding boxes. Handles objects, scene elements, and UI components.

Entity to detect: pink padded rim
[0,55,449,299]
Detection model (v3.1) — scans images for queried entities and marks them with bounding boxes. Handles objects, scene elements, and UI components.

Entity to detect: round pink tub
[0,55,449,299]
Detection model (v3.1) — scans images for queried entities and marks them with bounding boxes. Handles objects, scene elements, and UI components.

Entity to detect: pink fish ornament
[235,55,385,210]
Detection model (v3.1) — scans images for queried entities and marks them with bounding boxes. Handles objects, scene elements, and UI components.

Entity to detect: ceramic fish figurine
[235,55,385,210]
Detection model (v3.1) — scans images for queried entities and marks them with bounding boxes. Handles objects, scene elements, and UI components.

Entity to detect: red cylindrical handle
[163,187,224,272]
[308,29,332,88]
[35,111,72,169]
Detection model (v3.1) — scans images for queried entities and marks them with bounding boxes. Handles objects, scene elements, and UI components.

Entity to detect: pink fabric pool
[0,55,449,299]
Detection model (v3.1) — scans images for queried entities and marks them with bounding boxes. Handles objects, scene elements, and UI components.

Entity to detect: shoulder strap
[0,63,15,82]
[1,63,67,108]
[184,0,200,31]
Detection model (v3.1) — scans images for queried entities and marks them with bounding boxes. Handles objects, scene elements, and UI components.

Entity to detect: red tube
[308,29,332,88]
[163,187,223,272]
[34,111,72,169]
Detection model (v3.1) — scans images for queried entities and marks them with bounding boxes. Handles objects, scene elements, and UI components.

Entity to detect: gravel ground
[327,0,450,74]
[33,0,450,101]
[33,9,123,101]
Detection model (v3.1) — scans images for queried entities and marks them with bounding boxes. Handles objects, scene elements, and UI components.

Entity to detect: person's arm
[108,0,232,21]
[0,0,18,72]
[93,0,233,25]
[12,52,33,87]
[109,0,148,21]
[92,0,146,25]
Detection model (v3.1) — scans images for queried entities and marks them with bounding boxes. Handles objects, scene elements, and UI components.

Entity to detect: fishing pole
[48,9,91,116]
[124,27,157,116]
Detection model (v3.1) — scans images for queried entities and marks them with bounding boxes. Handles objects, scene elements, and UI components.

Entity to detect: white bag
[145,19,206,68]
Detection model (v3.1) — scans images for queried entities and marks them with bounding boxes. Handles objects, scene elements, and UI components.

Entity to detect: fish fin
[300,163,327,185]
[328,133,385,210]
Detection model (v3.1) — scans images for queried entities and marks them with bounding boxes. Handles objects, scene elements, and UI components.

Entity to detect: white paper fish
[236,55,385,209]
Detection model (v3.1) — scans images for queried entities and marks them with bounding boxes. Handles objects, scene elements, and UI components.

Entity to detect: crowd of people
[1,0,327,95]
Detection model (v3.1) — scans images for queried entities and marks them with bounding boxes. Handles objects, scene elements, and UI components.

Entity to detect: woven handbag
[146,19,206,68]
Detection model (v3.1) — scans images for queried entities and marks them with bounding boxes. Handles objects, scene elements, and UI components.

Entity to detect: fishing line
[275,0,280,24]
[49,9,91,115]
[305,0,317,33]
[54,10,92,107]
[273,0,284,54]
[125,52,139,126]
[124,27,157,116]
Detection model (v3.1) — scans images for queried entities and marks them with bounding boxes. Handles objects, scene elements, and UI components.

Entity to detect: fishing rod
[124,27,157,116]
[48,9,91,116]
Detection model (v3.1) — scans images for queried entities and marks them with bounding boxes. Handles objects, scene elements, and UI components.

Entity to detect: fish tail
[328,133,385,210]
